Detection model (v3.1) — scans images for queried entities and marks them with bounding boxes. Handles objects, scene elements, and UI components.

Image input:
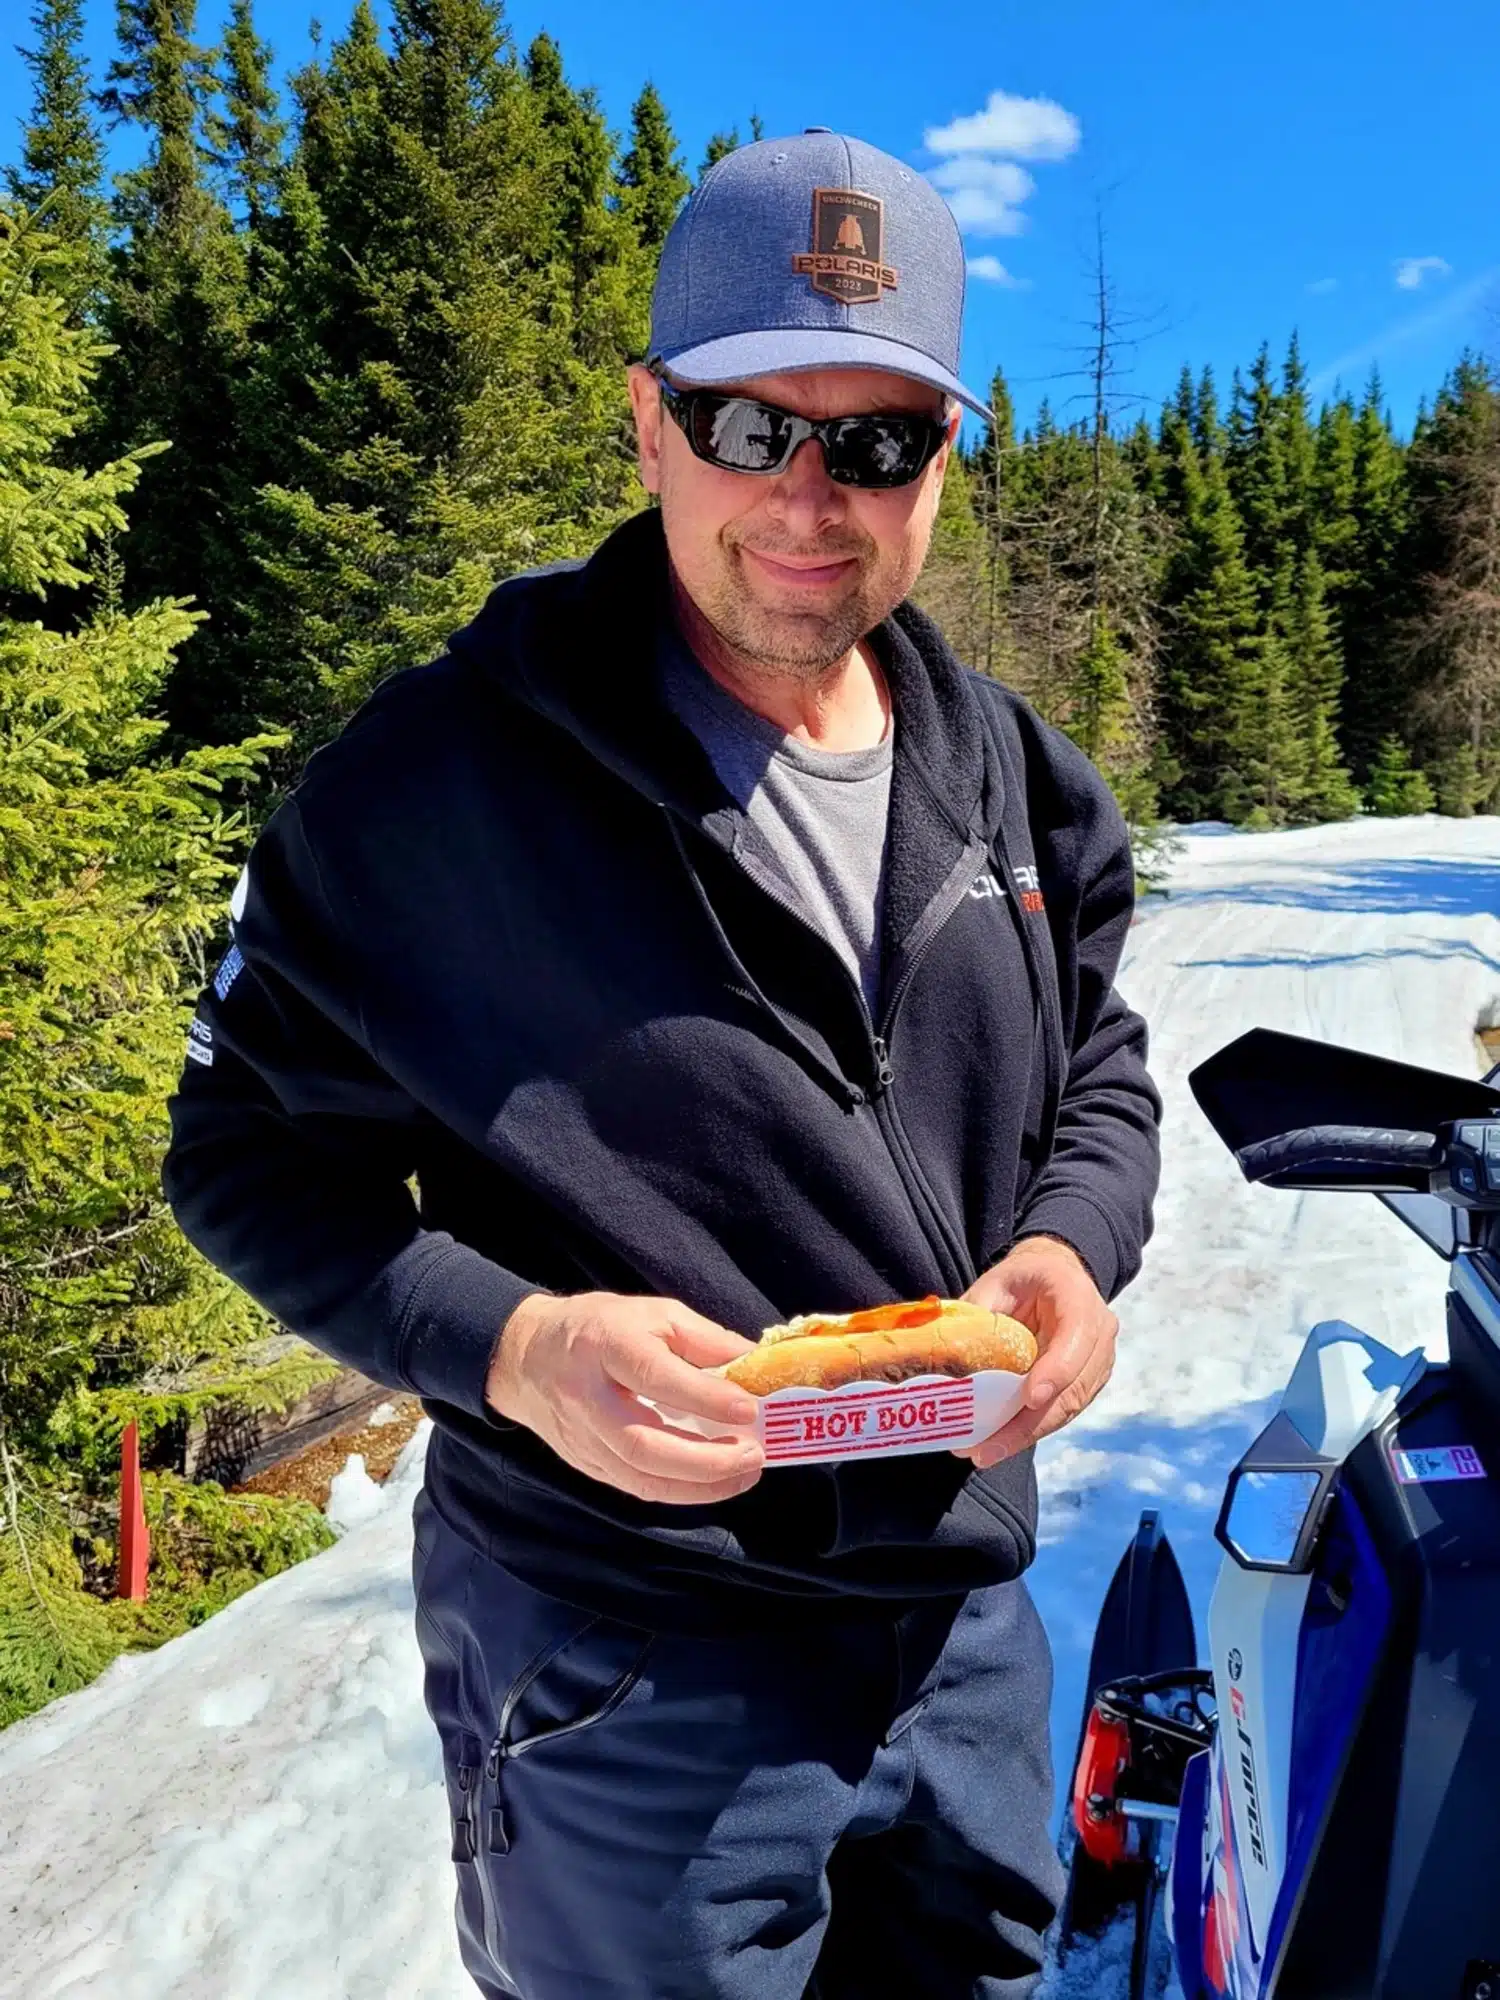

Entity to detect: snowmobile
[1056,1027,1500,2000]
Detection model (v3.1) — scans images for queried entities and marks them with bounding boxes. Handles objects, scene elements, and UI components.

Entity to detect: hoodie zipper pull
[871,1035,895,1095]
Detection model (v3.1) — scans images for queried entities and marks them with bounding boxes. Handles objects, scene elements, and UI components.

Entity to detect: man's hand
[486,1291,766,1505]
[952,1236,1118,1471]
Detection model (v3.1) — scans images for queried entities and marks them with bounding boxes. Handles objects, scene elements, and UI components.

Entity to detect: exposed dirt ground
[231,1396,425,1509]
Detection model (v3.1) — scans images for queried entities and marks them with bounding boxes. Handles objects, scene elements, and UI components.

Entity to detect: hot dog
[720,1295,1036,1396]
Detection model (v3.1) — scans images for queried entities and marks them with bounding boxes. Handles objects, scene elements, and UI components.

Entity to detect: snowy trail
[3,814,1499,2000]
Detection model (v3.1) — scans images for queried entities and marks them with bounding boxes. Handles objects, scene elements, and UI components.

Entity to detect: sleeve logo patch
[213,942,245,1001]
[1014,864,1047,915]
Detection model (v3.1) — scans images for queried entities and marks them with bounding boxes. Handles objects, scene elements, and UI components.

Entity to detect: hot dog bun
[721,1295,1036,1397]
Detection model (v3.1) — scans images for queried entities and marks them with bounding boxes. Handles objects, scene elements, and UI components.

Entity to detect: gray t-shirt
[660,635,892,1017]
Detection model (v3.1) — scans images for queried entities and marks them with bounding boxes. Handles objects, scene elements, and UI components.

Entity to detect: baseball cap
[648,129,991,420]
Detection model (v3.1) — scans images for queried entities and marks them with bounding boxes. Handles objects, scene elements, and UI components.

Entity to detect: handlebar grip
[1237,1125,1441,1184]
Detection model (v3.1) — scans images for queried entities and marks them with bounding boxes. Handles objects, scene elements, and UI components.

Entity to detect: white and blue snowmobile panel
[1190,1321,1424,1997]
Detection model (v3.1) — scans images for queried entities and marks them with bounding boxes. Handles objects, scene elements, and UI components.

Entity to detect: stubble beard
[704,531,888,684]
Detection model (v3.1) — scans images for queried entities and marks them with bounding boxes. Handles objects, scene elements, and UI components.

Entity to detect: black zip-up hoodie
[163,509,1161,1633]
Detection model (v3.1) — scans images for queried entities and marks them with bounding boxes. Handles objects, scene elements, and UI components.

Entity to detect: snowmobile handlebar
[1236,1124,1442,1191]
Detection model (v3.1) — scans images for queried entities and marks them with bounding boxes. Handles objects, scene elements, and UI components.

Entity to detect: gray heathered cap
[648,129,990,420]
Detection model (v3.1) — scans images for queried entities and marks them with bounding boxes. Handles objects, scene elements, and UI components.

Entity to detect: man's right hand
[485,1291,767,1505]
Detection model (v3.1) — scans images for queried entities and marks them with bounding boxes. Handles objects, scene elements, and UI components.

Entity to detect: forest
[2,0,1497,1725]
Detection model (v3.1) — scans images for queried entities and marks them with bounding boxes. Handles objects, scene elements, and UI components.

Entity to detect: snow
[324,1452,387,1535]
[2,813,1497,1999]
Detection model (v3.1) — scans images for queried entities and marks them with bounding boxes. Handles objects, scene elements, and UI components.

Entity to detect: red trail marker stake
[118,1419,149,1601]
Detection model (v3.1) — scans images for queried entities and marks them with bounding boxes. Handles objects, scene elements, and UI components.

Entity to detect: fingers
[586,1390,764,1504]
[961,1269,1021,1316]
[600,1314,761,1428]
[954,1312,1118,1470]
[1020,1313,1100,1417]
[659,1307,758,1369]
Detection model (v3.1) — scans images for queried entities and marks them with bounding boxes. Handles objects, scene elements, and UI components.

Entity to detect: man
[164,130,1160,2000]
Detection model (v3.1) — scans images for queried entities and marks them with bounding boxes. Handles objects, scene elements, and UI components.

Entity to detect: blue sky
[7,0,1497,437]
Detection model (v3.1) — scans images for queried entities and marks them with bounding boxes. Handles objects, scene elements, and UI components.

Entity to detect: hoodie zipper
[698,819,988,1298]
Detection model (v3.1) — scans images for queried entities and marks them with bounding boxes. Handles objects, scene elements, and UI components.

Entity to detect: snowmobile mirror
[1221,1469,1325,1569]
[1215,1411,1340,1574]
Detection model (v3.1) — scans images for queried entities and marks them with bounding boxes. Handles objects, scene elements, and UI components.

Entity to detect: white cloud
[966,255,1029,289]
[929,157,1035,236]
[922,87,1077,252]
[1306,277,1338,296]
[924,90,1081,162]
[1394,255,1451,291]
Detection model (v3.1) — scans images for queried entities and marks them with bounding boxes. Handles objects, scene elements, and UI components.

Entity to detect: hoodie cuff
[396,1238,543,1423]
[1012,1195,1122,1301]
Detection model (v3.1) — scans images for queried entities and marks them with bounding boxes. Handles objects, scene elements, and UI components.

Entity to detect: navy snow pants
[412,1487,1064,2000]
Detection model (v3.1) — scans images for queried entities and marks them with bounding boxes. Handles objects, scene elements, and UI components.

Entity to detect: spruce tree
[6,0,110,285]
[1337,370,1409,778]
[1365,734,1435,816]
[0,208,319,1726]
[1193,366,1222,458]
[95,0,256,750]
[209,0,286,226]
[1158,420,1263,821]
[699,129,740,177]
[616,82,689,250]
[1276,551,1361,822]
[244,0,645,756]
[1402,355,1500,811]
[1232,623,1304,827]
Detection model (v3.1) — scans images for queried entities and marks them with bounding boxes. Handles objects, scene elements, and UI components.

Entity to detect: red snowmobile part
[1071,1702,1134,1865]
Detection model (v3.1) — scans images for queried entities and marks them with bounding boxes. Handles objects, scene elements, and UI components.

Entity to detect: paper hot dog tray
[656,1368,1031,1467]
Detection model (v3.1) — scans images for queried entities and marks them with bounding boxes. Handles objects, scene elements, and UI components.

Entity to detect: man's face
[628,366,957,679]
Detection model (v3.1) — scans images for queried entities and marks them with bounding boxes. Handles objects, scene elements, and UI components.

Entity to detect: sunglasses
[657,378,949,490]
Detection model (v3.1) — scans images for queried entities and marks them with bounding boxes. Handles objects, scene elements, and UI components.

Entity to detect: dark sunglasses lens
[691,396,796,472]
[828,416,935,488]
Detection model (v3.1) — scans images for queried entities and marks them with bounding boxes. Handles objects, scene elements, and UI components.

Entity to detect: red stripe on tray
[764,1393,973,1429]
[763,1379,978,1409]
[765,1424,976,1463]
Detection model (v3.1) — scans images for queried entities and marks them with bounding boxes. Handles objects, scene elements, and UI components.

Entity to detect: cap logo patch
[792,188,898,305]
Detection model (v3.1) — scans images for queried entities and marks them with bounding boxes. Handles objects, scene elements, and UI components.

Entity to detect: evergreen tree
[616,82,689,250]
[1158,418,1263,821]
[699,128,740,177]
[1232,623,1304,827]
[6,0,110,284]
[0,208,320,1727]
[1192,366,1222,458]
[1365,734,1435,816]
[95,0,255,749]
[1402,355,1500,811]
[1337,370,1409,778]
[242,0,646,758]
[1225,336,1317,599]
[208,0,285,226]
[1274,551,1361,822]
[1162,363,1194,438]
[1276,332,1317,560]
[1312,391,1359,590]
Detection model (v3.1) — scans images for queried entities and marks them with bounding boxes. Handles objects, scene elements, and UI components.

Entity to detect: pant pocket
[482,1608,656,1859]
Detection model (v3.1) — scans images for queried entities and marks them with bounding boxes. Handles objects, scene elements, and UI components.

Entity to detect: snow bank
[0,1428,468,2000]
[2,814,1497,1998]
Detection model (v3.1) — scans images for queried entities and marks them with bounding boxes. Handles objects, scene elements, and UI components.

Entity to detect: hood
[443,508,1006,948]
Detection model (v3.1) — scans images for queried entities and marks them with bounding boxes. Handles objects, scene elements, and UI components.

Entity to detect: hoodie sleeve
[1008,719,1163,1302]
[162,794,538,1422]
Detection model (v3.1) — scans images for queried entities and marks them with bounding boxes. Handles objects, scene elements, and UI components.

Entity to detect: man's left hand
[952,1235,1118,1471]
